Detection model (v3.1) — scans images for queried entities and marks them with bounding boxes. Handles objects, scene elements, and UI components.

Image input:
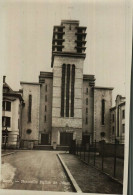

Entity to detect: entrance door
[60,132,73,146]
[41,134,49,145]
[82,134,90,146]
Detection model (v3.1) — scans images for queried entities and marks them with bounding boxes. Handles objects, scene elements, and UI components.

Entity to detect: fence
[70,140,124,183]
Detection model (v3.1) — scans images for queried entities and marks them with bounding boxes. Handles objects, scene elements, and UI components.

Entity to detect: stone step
[33,145,70,151]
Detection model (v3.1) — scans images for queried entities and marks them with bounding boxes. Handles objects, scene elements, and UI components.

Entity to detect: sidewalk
[78,152,123,183]
[60,153,123,194]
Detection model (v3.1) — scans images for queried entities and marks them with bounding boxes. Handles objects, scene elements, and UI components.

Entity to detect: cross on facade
[68,6,74,20]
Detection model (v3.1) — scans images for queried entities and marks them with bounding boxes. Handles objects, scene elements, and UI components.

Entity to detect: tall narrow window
[45,105,47,112]
[45,95,47,102]
[44,115,46,122]
[66,64,70,117]
[85,117,88,124]
[122,110,125,119]
[71,64,75,117]
[86,88,88,94]
[122,124,125,133]
[86,98,88,105]
[112,114,115,122]
[28,95,32,122]
[45,84,47,92]
[61,64,66,117]
[86,108,88,115]
[101,99,105,125]
[112,126,115,134]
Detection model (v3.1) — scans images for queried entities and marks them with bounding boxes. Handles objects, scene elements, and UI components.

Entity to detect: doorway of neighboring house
[41,133,49,145]
[60,132,73,146]
[82,134,90,146]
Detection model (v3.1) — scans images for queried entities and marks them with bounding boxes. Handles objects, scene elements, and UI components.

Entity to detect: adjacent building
[110,95,125,144]
[2,76,24,149]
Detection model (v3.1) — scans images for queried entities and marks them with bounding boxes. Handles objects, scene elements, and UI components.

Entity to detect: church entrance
[41,133,49,145]
[60,132,73,146]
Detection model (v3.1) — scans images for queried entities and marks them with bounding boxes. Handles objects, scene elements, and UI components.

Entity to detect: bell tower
[51,20,87,146]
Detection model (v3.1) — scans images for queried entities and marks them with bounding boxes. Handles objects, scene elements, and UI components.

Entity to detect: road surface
[1,150,73,192]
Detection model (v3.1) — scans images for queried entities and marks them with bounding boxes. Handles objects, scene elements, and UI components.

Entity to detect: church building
[2,20,114,149]
[19,20,113,148]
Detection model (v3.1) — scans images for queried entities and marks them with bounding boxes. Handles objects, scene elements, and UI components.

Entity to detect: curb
[2,152,16,157]
[78,156,123,186]
[57,154,82,193]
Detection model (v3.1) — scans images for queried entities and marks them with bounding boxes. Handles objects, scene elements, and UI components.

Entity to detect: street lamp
[4,126,8,150]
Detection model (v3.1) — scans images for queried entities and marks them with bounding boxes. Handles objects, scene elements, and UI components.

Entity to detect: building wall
[21,84,40,147]
[110,104,125,144]
[62,22,78,53]
[94,88,113,142]
[110,109,116,142]
[2,98,21,148]
[39,77,53,144]
[82,80,94,140]
[52,55,85,144]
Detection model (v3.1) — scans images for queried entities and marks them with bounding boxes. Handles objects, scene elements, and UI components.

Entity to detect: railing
[70,141,124,183]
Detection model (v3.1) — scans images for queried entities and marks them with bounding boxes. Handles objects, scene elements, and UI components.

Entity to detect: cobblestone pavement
[78,152,123,183]
[1,151,73,192]
[60,153,123,194]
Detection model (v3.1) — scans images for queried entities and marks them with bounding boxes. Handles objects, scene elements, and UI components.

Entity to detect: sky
[0,0,131,106]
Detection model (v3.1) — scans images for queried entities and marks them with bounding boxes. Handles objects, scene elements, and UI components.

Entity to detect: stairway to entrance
[33,145,69,151]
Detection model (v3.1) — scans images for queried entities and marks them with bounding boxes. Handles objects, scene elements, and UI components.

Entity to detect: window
[101,99,105,125]
[28,95,32,122]
[86,88,88,94]
[66,64,70,117]
[86,98,88,105]
[71,64,75,117]
[2,116,11,127]
[112,114,115,122]
[122,110,125,119]
[18,119,19,129]
[45,84,47,92]
[112,126,115,135]
[61,64,66,117]
[45,105,47,112]
[86,108,88,115]
[27,129,32,134]
[85,117,88,124]
[122,124,125,133]
[61,64,75,118]
[44,115,46,122]
[45,95,47,102]
[2,101,11,111]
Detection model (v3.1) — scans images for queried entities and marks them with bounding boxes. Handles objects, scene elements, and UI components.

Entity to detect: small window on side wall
[27,129,32,134]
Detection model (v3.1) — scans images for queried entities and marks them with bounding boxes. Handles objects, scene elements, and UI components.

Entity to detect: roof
[20,82,41,85]
[3,82,13,93]
[39,72,53,78]
[83,74,95,81]
[3,96,17,101]
[110,102,126,111]
[110,106,116,111]
[94,86,114,90]
[3,92,23,101]
[61,20,79,25]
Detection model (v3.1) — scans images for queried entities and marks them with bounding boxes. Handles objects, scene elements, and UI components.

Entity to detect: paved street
[1,151,73,192]
[60,154,123,194]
